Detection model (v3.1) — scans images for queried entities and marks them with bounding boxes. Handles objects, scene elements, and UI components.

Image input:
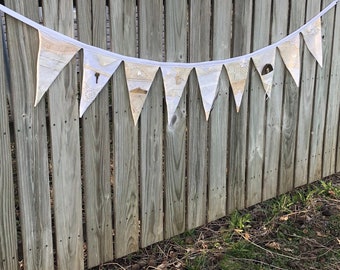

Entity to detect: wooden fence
[1,0,340,269]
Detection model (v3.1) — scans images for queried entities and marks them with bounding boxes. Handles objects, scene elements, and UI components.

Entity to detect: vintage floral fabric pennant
[125,62,159,125]
[195,65,222,120]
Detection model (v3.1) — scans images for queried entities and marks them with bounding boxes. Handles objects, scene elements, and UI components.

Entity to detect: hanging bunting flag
[252,47,276,97]
[161,66,192,124]
[79,48,121,116]
[278,34,301,86]
[301,18,323,67]
[195,65,222,120]
[224,57,250,112]
[125,62,159,125]
[35,30,80,106]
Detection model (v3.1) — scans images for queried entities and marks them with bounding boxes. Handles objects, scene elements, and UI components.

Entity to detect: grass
[98,173,340,270]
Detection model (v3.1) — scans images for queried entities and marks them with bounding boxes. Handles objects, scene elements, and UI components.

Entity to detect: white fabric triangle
[161,66,192,124]
[224,57,250,112]
[125,62,159,125]
[79,48,121,116]
[278,34,301,86]
[252,47,276,97]
[35,30,80,106]
[301,18,323,67]
[195,65,222,120]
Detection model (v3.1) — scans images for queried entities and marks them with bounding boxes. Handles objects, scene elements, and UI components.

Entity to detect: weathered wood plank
[109,0,139,258]
[263,0,289,201]
[309,0,335,182]
[138,0,164,248]
[187,0,210,229]
[207,0,232,222]
[0,19,17,270]
[164,0,187,238]
[246,0,271,207]
[227,0,253,213]
[4,1,54,269]
[42,1,84,269]
[295,0,321,187]
[76,0,113,267]
[278,0,306,195]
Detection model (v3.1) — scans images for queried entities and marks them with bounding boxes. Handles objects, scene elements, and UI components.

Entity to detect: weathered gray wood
[109,0,139,258]
[187,0,210,229]
[278,0,306,195]
[42,1,84,269]
[207,0,232,222]
[164,0,187,238]
[138,0,164,248]
[309,0,335,182]
[4,1,54,269]
[263,0,289,201]
[76,0,113,267]
[227,0,253,213]
[0,20,17,270]
[323,1,340,177]
[294,0,321,187]
[246,0,271,207]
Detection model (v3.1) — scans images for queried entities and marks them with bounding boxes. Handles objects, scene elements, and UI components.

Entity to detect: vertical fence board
[246,0,271,207]
[187,0,210,229]
[76,0,113,267]
[263,0,288,201]
[139,0,164,248]
[278,0,306,195]
[109,0,139,258]
[227,0,253,213]
[164,0,187,238]
[295,0,321,187]
[4,1,54,269]
[323,2,340,177]
[207,0,232,222]
[42,1,84,269]
[0,21,17,270]
[309,0,335,182]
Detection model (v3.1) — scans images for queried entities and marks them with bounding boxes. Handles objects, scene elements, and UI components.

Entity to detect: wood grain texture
[278,0,306,195]
[263,0,289,201]
[187,0,210,229]
[207,0,232,222]
[4,1,54,269]
[138,0,164,248]
[246,0,271,207]
[309,0,335,182]
[227,0,253,213]
[42,1,84,269]
[109,0,139,257]
[294,0,321,187]
[76,0,113,267]
[0,20,17,270]
[164,0,187,238]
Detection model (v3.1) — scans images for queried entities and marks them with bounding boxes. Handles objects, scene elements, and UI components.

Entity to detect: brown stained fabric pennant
[301,18,323,67]
[125,62,159,125]
[35,30,80,106]
[224,57,250,112]
[195,65,222,120]
[80,48,121,116]
[278,34,301,86]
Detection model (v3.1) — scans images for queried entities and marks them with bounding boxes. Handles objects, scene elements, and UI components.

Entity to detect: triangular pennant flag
[224,57,250,112]
[195,65,222,120]
[35,30,80,106]
[301,18,323,67]
[252,47,276,97]
[278,34,301,86]
[125,62,159,124]
[79,48,121,116]
[161,66,192,124]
